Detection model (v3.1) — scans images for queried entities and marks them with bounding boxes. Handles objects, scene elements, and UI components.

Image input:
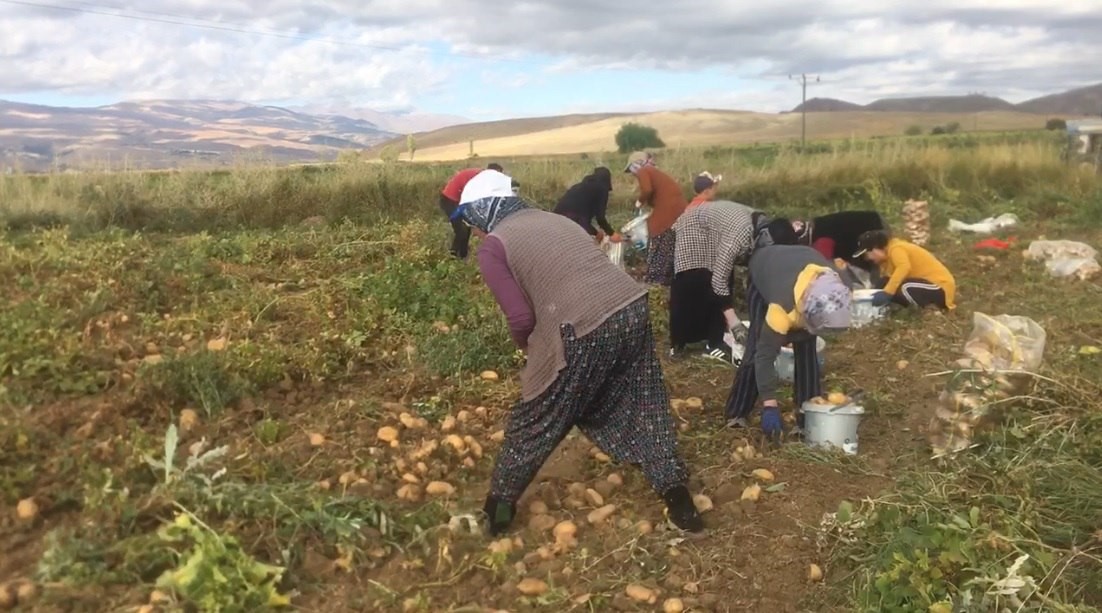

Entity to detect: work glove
[729,320,750,346]
[871,290,893,307]
[761,406,783,437]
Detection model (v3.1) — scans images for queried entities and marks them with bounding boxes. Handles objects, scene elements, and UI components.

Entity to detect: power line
[0,0,521,63]
[789,73,820,147]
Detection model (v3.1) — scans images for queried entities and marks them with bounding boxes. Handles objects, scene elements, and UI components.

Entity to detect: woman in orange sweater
[625,151,688,287]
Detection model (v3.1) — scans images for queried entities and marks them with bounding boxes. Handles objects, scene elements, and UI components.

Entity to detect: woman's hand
[609,232,624,243]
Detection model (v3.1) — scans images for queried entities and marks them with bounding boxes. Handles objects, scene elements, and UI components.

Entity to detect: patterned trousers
[724,279,822,423]
[490,297,689,503]
[644,229,676,286]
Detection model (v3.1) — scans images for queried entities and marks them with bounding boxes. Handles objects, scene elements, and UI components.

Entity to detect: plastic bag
[602,240,625,269]
[962,312,1046,372]
[948,213,1019,234]
[1024,240,1099,280]
[620,212,650,252]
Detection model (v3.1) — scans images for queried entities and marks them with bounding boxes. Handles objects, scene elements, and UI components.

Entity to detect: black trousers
[438,194,471,259]
[724,278,821,424]
[892,278,949,309]
[669,268,728,349]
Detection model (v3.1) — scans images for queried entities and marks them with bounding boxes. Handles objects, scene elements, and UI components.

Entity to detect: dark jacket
[553,167,615,236]
[807,210,886,266]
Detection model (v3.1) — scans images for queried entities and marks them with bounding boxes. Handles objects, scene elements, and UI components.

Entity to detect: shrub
[905,125,923,136]
[1046,118,1067,131]
[615,122,666,153]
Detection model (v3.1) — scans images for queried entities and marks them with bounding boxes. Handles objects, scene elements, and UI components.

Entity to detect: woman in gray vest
[724,244,852,436]
[451,170,705,535]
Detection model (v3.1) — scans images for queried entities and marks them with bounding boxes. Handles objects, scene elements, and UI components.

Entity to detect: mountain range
[0,99,470,172]
[792,83,1102,115]
[3,83,1100,171]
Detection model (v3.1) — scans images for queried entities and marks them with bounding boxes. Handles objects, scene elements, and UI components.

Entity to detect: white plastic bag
[620,212,650,251]
[1024,240,1099,280]
[948,213,1019,234]
[602,240,625,269]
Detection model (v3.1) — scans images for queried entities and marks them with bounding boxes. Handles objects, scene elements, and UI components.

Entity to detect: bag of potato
[960,312,1046,372]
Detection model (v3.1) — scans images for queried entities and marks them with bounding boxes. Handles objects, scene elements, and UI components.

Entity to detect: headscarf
[450,169,529,233]
[801,271,852,335]
[586,166,613,192]
[624,151,656,175]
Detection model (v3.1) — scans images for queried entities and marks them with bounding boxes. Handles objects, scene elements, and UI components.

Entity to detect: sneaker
[726,417,750,429]
[701,344,734,364]
[668,345,688,360]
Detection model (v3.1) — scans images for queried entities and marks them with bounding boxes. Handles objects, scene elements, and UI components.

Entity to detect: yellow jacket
[880,239,956,309]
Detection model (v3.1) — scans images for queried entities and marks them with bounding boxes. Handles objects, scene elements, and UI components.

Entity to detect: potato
[827,392,848,404]
[464,436,483,459]
[443,434,466,453]
[741,484,762,502]
[16,498,38,521]
[0,585,13,610]
[670,398,688,410]
[401,473,420,484]
[808,563,824,582]
[553,520,578,542]
[664,598,686,613]
[487,538,513,554]
[587,504,617,524]
[693,494,714,512]
[308,432,326,446]
[593,452,611,463]
[480,370,500,381]
[528,514,557,532]
[585,488,605,507]
[338,471,358,486]
[490,430,505,443]
[457,410,472,423]
[529,500,549,515]
[440,416,459,433]
[896,360,910,370]
[396,484,422,502]
[178,408,200,432]
[607,473,624,486]
[625,584,657,604]
[517,578,549,596]
[206,337,228,351]
[636,520,654,535]
[377,426,399,443]
[685,397,704,410]
[751,469,775,482]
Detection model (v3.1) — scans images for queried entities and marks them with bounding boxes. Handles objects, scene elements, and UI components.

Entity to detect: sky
[2,0,1102,121]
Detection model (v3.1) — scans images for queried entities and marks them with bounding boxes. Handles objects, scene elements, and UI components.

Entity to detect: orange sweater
[636,166,687,235]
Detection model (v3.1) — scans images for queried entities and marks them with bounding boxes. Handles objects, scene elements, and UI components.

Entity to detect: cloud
[2,0,1100,115]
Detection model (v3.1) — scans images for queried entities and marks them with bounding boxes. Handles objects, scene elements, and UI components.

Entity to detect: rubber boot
[482,496,516,536]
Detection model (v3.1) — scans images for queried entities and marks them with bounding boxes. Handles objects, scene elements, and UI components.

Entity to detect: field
[2,132,1102,612]
[372,109,1064,161]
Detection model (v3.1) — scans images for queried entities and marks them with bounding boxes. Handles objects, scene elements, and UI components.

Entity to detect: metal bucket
[800,399,865,455]
[851,289,888,328]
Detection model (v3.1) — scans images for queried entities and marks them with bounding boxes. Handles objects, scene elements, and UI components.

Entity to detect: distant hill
[286,104,469,134]
[373,112,633,154]
[791,98,863,112]
[0,99,397,171]
[792,83,1102,116]
[1016,83,1102,116]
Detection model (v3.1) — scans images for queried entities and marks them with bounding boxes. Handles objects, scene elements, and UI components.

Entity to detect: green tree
[406,134,417,160]
[1046,118,1067,131]
[379,145,398,163]
[904,125,923,136]
[945,122,962,134]
[615,123,666,153]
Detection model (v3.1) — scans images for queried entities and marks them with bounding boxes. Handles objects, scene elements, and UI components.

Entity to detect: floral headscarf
[624,151,656,175]
[801,271,852,335]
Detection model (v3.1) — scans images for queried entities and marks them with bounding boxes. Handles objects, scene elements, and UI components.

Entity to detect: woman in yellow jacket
[853,230,956,310]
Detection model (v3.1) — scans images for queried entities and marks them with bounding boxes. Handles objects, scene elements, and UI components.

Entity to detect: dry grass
[390,110,1067,161]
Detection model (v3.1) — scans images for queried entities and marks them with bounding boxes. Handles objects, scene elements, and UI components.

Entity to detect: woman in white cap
[450,169,705,536]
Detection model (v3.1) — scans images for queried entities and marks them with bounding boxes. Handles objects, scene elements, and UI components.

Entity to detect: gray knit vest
[491,209,647,401]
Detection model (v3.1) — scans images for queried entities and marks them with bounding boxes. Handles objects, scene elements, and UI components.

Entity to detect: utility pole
[789,73,820,147]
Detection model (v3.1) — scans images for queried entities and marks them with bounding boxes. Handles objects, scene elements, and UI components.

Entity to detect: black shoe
[661,485,704,532]
[702,343,738,366]
[668,345,688,360]
[482,496,516,536]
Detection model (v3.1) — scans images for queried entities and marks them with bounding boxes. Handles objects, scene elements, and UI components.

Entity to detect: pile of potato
[902,199,930,246]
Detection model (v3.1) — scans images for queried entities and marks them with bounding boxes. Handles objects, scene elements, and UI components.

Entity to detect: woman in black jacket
[553,167,622,243]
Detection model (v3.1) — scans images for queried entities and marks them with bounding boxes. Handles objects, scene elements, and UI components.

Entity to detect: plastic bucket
[800,399,864,455]
[730,320,826,381]
[851,289,888,328]
[603,240,625,268]
[621,213,650,251]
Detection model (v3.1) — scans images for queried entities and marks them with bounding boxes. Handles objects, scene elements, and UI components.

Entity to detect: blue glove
[871,290,892,307]
[761,407,783,436]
